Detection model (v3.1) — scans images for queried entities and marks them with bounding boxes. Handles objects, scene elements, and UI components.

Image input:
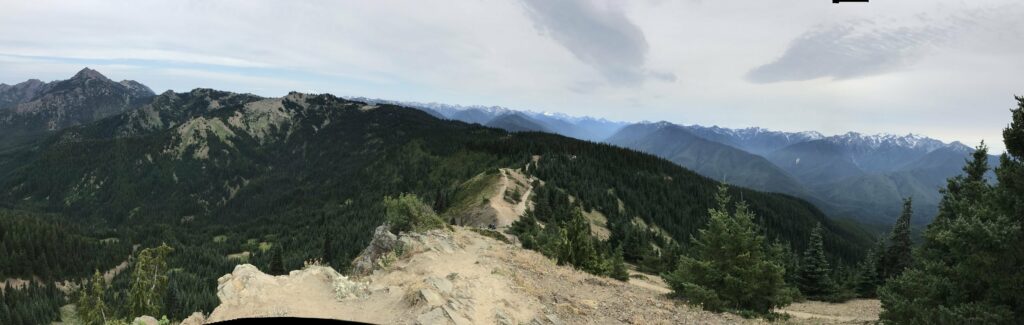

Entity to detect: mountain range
[0,68,987,230]
[0,68,870,259]
[349,97,625,142]
[0,70,878,322]
[360,98,996,226]
[0,68,154,150]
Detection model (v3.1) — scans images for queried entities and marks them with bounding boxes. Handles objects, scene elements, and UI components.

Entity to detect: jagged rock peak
[72,67,111,81]
[119,79,155,95]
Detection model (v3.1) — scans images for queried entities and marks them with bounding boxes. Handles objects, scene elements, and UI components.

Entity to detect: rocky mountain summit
[195,226,765,324]
[164,225,879,324]
[0,68,155,149]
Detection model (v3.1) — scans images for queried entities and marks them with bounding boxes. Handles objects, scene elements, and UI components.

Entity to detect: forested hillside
[606,122,809,197]
[0,87,872,322]
[0,209,130,280]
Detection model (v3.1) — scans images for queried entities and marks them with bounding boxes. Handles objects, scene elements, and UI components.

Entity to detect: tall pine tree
[269,246,286,275]
[880,97,1024,324]
[854,239,884,298]
[880,198,913,280]
[663,186,792,314]
[77,270,110,325]
[796,223,836,300]
[128,243,173,318]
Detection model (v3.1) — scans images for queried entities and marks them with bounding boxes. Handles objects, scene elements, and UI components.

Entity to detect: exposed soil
[205,227,766,324]
[198,226,881,324]
[778,299,881,324]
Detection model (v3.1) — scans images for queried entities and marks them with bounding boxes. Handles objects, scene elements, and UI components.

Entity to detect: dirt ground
[778,299,881,324]
[206,227,767,324]
[198,226,881,324]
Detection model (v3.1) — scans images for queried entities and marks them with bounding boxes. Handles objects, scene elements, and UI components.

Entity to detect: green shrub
[663,186,793,315]
[384,194,445,233]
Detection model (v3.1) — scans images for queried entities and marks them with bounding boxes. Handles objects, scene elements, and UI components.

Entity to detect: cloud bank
[519,0,674,86]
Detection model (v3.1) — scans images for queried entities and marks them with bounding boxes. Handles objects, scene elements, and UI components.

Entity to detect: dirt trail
[489,168,533,229]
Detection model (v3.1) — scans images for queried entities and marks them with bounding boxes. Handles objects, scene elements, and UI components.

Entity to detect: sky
[1,0,1021,152]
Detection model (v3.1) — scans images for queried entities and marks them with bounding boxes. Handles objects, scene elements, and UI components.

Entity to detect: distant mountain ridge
[347,96,992,225]
[0,70,872,267]
[348,97,626,141]
[680,125,825,156]
[2,69,984,226]
[606,122,810,197]
[0,68,155,149]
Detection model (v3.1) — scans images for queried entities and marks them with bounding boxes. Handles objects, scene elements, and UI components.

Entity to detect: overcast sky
[1,0,1021,152]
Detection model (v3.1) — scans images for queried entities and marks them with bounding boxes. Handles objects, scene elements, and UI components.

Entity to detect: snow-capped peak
[825,132,948,151]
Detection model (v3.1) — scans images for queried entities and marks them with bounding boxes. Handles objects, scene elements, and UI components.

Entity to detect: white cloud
[0,0,1020,152]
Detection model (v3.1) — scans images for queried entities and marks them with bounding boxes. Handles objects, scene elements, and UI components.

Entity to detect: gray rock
[351,225,399,275]
[427,276,454,294]
[180,312,206,325]
[132,315,159,325]
[420,288,445,306]
[495,309,514,325]
[546,313,565,325]
[443,306,472,325]
[416,307,451,325]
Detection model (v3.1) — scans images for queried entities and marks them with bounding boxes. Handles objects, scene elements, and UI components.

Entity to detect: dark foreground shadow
[208,318,375,325]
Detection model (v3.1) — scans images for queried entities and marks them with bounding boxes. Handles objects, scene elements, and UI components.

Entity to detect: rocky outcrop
[350,225,400,276]
[351,225,460,276]
[202,226,760,324]
[180,312,207,325]
[0,79,51,109]
[0,68,155,148]
[131,315,159,325]
[207,264,367,322]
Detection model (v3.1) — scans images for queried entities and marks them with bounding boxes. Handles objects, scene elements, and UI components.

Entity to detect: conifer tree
[269,246,285,275]
[610,245,630,281]
[128,243,173,318]
[663,186,792,314]
[558,208,600,271]
[77,270,109,325]
[854,239,884,298]
[880,198,913,280]
[320,213,334,266]
[797,224,835,300]
[880,97,1024,323]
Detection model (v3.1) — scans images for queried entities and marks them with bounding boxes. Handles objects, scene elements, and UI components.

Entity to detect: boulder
[419,288,445,306]
[426,276,454,294]
[351,225,399,275]
[180,312,206,325]
[131,315,159,325]
[416,307,449,325]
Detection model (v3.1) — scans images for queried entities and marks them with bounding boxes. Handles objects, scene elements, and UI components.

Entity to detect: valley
[1,69,873,323]
[4,2,1022,323]
[395,101,997,228]
[0,68,1019,325]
